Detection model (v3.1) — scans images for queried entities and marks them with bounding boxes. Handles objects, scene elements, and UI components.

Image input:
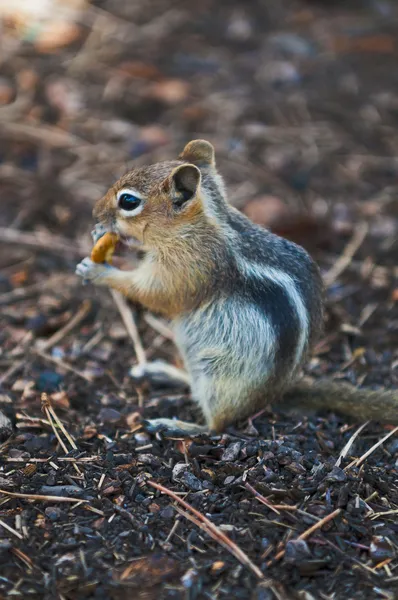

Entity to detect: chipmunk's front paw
[91,223,109,244]
[75,257,112,284]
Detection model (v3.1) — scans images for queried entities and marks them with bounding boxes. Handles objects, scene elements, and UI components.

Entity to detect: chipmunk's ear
[168,164,201,208]
[179,139,215,167]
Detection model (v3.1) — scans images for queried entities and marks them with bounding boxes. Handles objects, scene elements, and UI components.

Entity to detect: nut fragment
[91,232,119,264]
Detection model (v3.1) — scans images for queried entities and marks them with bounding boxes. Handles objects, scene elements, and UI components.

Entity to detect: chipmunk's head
[93,140,223,248]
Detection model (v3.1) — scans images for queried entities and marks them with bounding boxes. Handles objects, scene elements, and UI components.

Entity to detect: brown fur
[85,140,398,431]
[93,160,228,318]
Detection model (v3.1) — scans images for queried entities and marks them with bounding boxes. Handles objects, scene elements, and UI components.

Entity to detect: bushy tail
[283,377,398,424]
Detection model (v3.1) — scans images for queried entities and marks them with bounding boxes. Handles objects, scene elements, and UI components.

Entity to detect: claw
[75,257,112,283]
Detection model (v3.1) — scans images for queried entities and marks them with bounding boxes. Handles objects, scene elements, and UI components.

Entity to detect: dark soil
[0,0,398,598]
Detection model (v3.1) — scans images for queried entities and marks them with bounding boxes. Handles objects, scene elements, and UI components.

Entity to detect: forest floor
[0,0,398,598]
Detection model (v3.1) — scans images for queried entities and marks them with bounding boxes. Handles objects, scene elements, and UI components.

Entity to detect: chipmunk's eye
[119,193,141,210]
[117,189,144,215]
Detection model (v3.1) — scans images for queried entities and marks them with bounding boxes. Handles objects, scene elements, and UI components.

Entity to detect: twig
[324,222,369,287]
[113,504,141,529]
[4,456,103,463]
[144,313,174,340]
[271,508,341,563]
[81,326,104,355]
[320,537,376,575]
[0,226,90,258]
[0,489,88,503]
[244,482,280,515]
[0,274,74,306]
[34,349,93,382]
[0,517,23,540]
[147,479,264,579]
[0,122,85,148]
[370,509,398,520]
[345,425,398,470]
[11,547,34,569]
[0,359,25,386]
[41,394,80,475]
[111,290,146,365]
[336,421,369,467]
[45,404,78,452]
[38,300,92,352]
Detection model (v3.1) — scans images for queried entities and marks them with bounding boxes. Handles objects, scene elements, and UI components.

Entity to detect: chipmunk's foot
[142,418,208,438]
[75,257,113,284]
[91,223,109,244]
[130,360,190,389]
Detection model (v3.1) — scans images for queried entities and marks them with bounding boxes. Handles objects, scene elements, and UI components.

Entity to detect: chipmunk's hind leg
[130,360,190,389]
[142,418,208,437]
[135,361,208,436]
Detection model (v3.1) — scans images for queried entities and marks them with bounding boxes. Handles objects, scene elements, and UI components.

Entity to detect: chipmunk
[76,140,398,435]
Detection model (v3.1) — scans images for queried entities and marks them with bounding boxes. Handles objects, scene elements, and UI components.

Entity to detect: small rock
[160,506,175,520]
[8,448,30,460]
[45,506,63,521]
[23,435,50,453]
[325,466,347,483]
[337,484,350,508]
[46,471,57,486]
[172,462,188,482]
[0,476,14,489]
[134,432,151,445]
[224,475,236,485]
[181,568,199,589]
[221,441,241,462]
[40,485,84,498]
[36,370,63,392]
[138,454,162,468]
[263,467,277,483]
[98,408,122,424]
[0,410,12,442]
[286,462,307,475]
[182,471,202,492]
[284,539,312,564]
[370,536,395,561]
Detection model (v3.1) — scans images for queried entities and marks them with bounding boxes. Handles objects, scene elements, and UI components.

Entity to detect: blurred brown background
[1,0,398,256]
[0,2,398,598]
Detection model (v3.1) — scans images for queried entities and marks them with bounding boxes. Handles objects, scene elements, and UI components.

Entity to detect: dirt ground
[0,0,398,598]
